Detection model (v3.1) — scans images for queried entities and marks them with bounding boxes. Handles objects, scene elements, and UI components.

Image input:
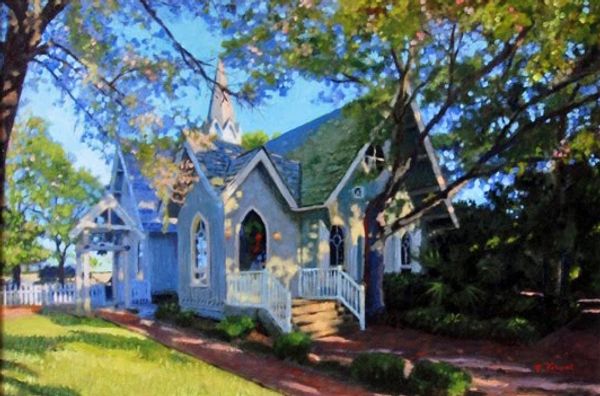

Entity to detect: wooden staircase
[291,298,359,339]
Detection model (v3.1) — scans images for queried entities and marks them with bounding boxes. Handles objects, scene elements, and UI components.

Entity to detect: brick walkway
[96,309,375,396]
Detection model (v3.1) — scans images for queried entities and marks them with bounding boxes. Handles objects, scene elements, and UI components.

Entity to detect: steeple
[205,59,241,145]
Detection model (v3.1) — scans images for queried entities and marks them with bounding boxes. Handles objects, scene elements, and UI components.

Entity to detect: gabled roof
[266,100,458,229]
[186,138,302,202]
[118,149,177,233]
[69,194,144,240]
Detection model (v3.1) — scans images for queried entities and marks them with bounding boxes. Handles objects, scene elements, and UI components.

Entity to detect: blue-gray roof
[122,152,177,233]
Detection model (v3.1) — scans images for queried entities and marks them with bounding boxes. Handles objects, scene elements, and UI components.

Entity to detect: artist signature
[533,362,575,374]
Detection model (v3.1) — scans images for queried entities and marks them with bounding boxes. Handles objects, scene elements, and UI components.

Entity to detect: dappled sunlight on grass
[2,312,279,396]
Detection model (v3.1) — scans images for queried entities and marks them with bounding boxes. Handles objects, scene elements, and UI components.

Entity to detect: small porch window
[192,217,209,287]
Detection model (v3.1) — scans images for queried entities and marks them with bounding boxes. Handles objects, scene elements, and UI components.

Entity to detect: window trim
[190,213,210,287]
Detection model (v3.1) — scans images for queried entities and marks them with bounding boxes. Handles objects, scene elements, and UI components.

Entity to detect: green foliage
[408,360,472,396]
[5,117,102,276]
[155,302,181,321]
[273,332,312,363]
[216,316,256,341]
[350,352,406,393]
[174,310,196,327]
[241,130,279,151]
[400,307,539,343]
[383,273,428,312]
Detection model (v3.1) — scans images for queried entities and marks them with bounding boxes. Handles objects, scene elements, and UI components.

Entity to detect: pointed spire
[208,59,235,127]
[206,59,241,145]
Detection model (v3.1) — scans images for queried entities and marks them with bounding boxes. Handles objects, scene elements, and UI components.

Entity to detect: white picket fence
[2,283,106,308]
[227,269,292,333]
[299,266,366,330]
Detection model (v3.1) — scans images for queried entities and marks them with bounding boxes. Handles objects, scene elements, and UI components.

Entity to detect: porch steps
[291,299,359,339]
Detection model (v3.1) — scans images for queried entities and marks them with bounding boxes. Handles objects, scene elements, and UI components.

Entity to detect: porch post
[75,245,83,311]
[82,250,92,312]
[123,233,132,308]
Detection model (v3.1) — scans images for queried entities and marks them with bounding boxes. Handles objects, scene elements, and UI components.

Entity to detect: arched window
[239,210,267,271]
[329,226,345,266]
[364,144,385,173]
[192,217,209,286]
[400,233,411,271]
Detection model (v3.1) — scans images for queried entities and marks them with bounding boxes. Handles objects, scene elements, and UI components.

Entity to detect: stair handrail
[298,266,365,330]
[227,269,292,333]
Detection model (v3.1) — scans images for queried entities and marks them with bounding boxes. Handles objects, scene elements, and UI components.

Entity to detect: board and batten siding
[177,178,226,319]
[147,233,178,293]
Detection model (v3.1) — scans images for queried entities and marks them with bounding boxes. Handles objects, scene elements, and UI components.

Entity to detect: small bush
[216,316,255,341]
[408,360,471,396]
[155,302,180,321]
[350,352,406,393]
[402,307,445,331]
[489,317,539,343]
[383,273,428,311]
[174,310,195,327]
[273,332,312,363]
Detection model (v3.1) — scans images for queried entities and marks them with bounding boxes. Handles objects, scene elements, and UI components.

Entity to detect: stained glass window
[330,226,345,266]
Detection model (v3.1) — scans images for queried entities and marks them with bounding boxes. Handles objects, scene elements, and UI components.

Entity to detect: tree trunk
[1,15,33,269]
[11,264,21,288]
[363,197,386,319]
[58,255,66,286]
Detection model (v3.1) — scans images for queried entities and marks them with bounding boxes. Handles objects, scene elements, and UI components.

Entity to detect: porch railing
[130,280,151,305]
[298,266,366,330]
[227,269,292,333]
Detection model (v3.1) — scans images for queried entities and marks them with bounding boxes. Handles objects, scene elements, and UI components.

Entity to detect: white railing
[1,283,105,308]
[227,269,292,333]
[299,266,366,330]
[130,280,151,305]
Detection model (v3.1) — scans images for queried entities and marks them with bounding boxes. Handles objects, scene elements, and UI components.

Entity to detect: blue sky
[18,18,342,186]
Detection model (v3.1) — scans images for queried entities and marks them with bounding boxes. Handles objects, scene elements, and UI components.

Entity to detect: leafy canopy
[5,117,103,272]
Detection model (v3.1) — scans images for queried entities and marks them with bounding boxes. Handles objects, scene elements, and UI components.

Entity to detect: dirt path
[312,323,600,395]
[96,309,376,396]
[1,305,42,318]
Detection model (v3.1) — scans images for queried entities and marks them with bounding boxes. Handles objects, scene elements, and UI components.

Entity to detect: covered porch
[69,194,151,311]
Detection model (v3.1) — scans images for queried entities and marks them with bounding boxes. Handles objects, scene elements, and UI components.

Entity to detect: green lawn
[2,312,279,396]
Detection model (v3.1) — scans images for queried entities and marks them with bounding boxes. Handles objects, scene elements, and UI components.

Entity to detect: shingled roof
[120,151,177,233]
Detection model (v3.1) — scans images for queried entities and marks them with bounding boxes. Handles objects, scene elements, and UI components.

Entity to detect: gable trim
[183,141,222,204]
[410,101,460,228]
[222,149,298,209]
[69,194,145,240]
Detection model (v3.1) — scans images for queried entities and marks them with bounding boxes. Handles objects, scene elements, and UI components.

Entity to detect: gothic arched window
[400,233,412,271]
[364,144,385,173]
[192,217,209,286]
[329,226,345,266]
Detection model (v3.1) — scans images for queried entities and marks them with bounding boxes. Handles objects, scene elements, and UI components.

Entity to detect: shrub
[401,307,445,331]
[489,317,539,343]
[216,316,256,341]
[273,332,312,363]
[383,273,428,311]
[408,360,471,396]
[174,310,195,327]
[350,352,406,393]
[155,302,180,321]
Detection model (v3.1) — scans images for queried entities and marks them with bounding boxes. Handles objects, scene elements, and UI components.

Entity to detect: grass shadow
[1,359,38,377]
[44,312,114,328]
[3,376,80,396]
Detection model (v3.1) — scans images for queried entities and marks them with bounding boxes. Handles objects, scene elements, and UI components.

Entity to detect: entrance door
[239,210,267,271]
